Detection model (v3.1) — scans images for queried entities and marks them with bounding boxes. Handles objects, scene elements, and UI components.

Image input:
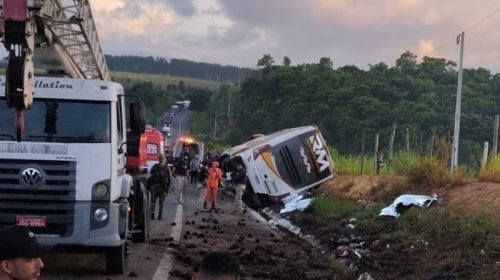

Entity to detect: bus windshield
[0,98,111,143]
[272,130,332,188]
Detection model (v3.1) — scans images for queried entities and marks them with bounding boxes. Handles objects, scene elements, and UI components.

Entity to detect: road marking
[152,192,184,280]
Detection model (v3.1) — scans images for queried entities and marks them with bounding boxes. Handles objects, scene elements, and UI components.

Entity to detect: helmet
[212,161,219,167]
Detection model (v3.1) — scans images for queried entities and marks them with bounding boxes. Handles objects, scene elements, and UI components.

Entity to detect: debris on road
[379,194,438,217]
[280,193,313,214]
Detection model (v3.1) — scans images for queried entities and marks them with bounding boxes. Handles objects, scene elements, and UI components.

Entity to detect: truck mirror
[130,101,146,134]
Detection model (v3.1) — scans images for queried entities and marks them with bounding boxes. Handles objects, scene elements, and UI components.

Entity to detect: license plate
[16,215,47,228]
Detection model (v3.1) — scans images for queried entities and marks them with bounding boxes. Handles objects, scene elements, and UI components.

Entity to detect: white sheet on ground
[280,194,313,214]
[380,194,438,218]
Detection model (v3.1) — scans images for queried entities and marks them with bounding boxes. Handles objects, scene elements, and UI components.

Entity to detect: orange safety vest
[207,167,222,188]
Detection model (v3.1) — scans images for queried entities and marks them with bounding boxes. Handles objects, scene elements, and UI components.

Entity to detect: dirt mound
[319,175,500,213]
[317,175,403,202]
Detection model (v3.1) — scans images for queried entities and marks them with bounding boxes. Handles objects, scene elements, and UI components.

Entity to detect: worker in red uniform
[204,161,223,211]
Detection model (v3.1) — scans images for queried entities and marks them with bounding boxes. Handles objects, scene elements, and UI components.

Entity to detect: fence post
[492,115,499,155]
[405,127,410,153]
[388,122,396,164]
[374,133,379,173]
[360,131,365,174]
[482,141,489,169]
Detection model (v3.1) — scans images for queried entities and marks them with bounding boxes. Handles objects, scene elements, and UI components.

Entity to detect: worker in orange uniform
[204,161,223,212]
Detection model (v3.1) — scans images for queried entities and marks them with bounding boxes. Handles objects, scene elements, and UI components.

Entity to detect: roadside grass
[305,196,500,261]
[479,154,500,183]
[398,206,500,257]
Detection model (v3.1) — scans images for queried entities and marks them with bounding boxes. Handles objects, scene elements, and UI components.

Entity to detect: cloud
[81,1,500,72]
[164,0,197,17]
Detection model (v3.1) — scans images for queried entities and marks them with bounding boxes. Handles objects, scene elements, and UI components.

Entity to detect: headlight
[94,208,108,222]
[92,183,108,197]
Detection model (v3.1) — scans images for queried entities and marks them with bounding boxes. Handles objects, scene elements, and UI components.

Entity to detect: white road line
[152,192,184,280]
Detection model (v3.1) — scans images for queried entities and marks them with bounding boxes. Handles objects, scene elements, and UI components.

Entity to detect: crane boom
[0,0,110,140]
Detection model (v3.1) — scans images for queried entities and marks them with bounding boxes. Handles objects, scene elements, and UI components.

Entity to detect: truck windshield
[0,98,111,143]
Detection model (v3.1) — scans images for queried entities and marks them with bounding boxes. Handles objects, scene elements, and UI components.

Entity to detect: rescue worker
[190,155,201,184]
[0,226,48,280]
[204,161,223,211]
[230,163,247,214]
[196,163,209,211]
[173,156,190,204]
[191,252,240,280]
[149,154,172,220]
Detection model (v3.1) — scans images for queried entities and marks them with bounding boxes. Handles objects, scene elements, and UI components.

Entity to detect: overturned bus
[220,125,335,207]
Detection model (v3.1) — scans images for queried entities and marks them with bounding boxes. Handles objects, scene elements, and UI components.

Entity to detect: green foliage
[195,51,499,171]
[312,197,381,223]
[112,71,223,90]
[399,207,500,255]
[479,154,500,183]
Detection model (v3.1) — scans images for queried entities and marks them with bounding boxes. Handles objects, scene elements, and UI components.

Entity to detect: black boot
[151,212,155,220]
[158,212,163,220]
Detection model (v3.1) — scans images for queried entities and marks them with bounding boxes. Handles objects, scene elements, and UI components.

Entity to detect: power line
[424,6,500,57]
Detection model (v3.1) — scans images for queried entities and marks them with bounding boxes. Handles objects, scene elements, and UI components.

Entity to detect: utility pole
[492,115,499,155]
[451,32,465,173]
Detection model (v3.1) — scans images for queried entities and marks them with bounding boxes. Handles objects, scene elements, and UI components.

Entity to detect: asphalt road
[40,110,194,280]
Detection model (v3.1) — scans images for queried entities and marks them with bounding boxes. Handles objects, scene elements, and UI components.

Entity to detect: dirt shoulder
[168,190,338,280]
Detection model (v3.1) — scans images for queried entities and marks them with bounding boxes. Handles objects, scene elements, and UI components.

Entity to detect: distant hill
[105,55,254,84]
[111,71,223,90]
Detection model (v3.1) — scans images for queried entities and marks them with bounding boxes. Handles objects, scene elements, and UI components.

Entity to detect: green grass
[399,207,500,256]
[479,154,500,183]
[111,71,224,90]
[308,196,500,258]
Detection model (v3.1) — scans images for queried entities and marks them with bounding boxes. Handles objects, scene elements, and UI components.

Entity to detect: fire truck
[0,0,150,274]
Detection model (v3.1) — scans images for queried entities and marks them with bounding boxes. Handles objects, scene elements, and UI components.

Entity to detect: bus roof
[223,125,317,157]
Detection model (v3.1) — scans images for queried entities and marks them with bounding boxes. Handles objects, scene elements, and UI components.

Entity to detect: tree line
[105,55,253,83]
[192,52,500,165]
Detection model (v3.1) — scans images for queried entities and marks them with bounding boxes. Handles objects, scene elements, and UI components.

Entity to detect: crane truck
[0,0,150,274]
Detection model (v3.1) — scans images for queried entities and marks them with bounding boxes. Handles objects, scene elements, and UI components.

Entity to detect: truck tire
[105,242,128,274]
[134,190,151,243]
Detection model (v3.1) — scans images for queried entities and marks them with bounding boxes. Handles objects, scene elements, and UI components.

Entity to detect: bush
[398,206,500,255]
[479,154,500,183]
[392,153,460,189]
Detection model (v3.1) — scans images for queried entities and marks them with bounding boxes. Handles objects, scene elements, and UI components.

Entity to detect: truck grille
[0,159,76,236]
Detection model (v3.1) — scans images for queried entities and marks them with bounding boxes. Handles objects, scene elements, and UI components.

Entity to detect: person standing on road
[196,163,209,211]
[190,155,201,184]
[0,225,48,280]
[149,154,172,220]
[173,156,190,204]
[204,161,223,211]
[230,163,247,214]
[191,252,240,280]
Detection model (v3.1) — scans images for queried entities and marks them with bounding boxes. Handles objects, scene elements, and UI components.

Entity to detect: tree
[257,54,274,67]
[319,57,333,68]
[283,56,291,66]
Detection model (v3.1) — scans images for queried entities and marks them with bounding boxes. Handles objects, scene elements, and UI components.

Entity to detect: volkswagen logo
[20,168,43,186]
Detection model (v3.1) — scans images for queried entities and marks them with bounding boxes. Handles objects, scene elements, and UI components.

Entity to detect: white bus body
[222,126,335,200]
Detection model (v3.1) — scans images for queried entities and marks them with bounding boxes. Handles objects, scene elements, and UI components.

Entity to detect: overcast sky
[79,1,500,72]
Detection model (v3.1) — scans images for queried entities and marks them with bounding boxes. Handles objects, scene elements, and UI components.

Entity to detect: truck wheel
[134,191,151,243]
[105,242,128,274]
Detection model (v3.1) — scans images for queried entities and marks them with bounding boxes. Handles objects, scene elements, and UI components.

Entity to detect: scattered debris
[280,193,313,214]
[380,194,438,217]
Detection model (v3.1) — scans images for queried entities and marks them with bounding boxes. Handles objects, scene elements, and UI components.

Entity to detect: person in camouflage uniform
[149,154,172,220]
